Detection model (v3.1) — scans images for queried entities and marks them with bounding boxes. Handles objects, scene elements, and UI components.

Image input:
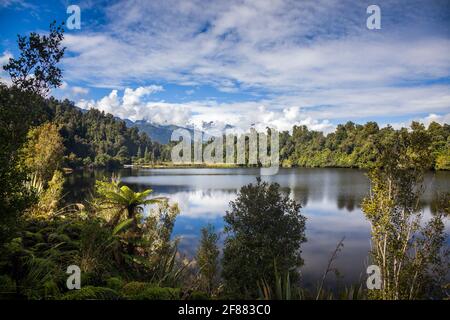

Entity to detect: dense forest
[161,121,450,170]
[3,77,448,171]
[2,71,448,171]
[28,94,450,171]
[279,121,450,170]
[47,99,170,168]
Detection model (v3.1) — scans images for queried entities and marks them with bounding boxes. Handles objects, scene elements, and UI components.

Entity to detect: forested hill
[279,121,450,170]
[28,96,450,171]
[3,83,448,170]
[38,96,171,168]
[126,118,449,170]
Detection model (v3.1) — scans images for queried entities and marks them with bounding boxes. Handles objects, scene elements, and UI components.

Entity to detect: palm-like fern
[96,179,166,226]
[95,179,166,255]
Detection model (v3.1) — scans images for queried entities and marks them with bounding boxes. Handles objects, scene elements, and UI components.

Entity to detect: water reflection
[64,167,450,288]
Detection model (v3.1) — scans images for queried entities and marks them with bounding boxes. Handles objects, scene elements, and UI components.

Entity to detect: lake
[64,167,450,290]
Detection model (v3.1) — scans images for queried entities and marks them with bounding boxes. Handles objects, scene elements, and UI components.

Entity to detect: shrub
[105,277,125,291]
[121,282,180,300]
[222,178,306,298]
[62,286,121,300]
[133,287,180,300]
[0,275,16,299]
[187,291,210,300]
[120,281,147,297]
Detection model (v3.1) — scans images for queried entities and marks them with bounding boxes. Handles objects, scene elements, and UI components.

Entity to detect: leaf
[112,218,134,235]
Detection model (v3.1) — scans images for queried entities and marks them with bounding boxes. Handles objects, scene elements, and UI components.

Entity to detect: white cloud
[62,0,450,91]
[0,0,415,134]
[0,0,35,9]
[422,113,450,126]
[76,88,201,126]
[76,82,450,134]
[0,51,12,64]
[52,81,90,100]
[390,113,450,130]
[0,51,13,86]
[76,86,335,133]
[71,86,89,95]
[60,0,450,129]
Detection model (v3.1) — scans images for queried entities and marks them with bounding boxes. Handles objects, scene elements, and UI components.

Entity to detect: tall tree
[144,146,151,163]
[21,122,65,185]
[222,178,306,298]
[362,122,448,299]
[136,145,142,159]
[196,224,220,296]
[0,20,65,245]
[0,85,50,245]
[3,21,65,96]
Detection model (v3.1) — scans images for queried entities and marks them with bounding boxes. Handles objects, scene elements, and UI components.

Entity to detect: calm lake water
[64,167,450,289]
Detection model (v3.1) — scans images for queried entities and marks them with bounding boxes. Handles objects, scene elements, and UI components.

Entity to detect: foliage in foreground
[222,178,307,298]
[196,224,220,297]
[362,123,449,299]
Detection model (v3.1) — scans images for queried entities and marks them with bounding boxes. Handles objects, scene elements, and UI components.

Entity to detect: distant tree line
[278,121,449,170]
[173,122,449,170]
[0,90,172,169]
[2,20,448,172]
[40,103,450,171]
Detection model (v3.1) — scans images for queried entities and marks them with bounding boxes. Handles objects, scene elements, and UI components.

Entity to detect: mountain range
[123,119,193,144]
[123,119,236,144]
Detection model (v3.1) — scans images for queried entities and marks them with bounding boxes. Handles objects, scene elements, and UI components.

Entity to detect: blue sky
[1,0,449,133]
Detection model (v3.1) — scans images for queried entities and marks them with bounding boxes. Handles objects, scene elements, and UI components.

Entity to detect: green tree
[3,21,65,96]
[0,84,50,245]
[93,180,182,284]
[136,145,142,159]
[222,178,306,298]
[51,102,161,168]
[196,224,220,296]
[95,179,166,254]
[21,122,65,184]
[27,170,65,219]
[0,21,64,249]
[362,122,448,299]
[144,146,151,163]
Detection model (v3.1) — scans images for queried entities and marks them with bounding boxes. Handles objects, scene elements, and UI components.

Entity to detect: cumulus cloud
[390,113,450,130]
[71,86,89,95]
[422,113,450,126]
[61,0,450,130]
[76,82,450,134]
[62,0,450,91]
[76,85,193,125]
[51,81,90,100]
[0,51,13,86]
[76,86,335,133]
